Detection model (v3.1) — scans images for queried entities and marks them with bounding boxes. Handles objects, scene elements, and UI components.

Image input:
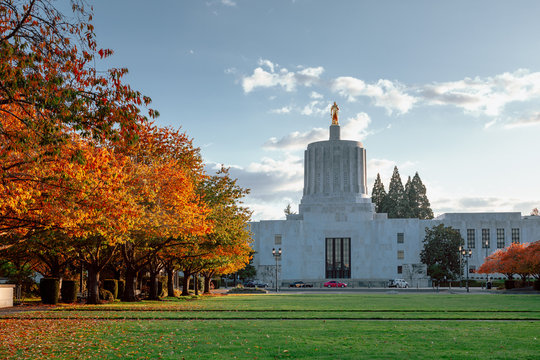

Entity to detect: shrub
[504,280,515,289]
[227,287,267,294]
[103,279,118,299]
[40,278,60,305]
[117,280,125,299]
[534,280,540,291]
[61,280,79,303]
[99,288,114,302]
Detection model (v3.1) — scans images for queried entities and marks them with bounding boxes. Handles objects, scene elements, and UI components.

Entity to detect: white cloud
[270,106,292,114]
[220,155,304,220]
[241,60,325,93]
[332,77,417,114]
[263,113,372,151]
[300,100,330,116]
[420,69,540,116]
[504,112,540,129]
[242,67,296,93]
[258,58,275,73]
[264,128,327,151]
[221,0,236,6]
[341,112,372,140]
[310,91,323,99]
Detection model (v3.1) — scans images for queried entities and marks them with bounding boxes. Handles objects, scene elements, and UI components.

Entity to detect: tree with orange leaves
[195,167,252,294]
[478,242,540,288]
[1,1,156,243]
[526,241,540,280]
[119,123,211,301]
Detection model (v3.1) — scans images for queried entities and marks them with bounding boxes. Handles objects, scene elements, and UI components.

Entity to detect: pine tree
[387,166,405,218]
[412,172,434,219]
[371,173,387,213]
[403,176,414,218]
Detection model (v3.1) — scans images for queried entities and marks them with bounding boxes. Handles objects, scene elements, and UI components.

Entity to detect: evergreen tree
[403,176,414,218]
[387,166,405,218]
[420,224,463,284]
[371,173,387,213]
[411,172,434,219]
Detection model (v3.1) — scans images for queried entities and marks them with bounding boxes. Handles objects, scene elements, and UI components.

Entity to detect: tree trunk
[181,271,191,296]
[194,273,199,296]
[203,274,212,294]
[86,265,100,304]
[122,268,138,302]
[148,270,159,300]
[167,267,175,298]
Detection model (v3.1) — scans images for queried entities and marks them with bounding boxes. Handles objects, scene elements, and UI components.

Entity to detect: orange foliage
[477,242,540,280]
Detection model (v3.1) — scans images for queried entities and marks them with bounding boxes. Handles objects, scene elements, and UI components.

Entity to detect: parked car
[289,281,313,288]
[245,281,268,288]
[388,279,409,288]
[324,280,347,288]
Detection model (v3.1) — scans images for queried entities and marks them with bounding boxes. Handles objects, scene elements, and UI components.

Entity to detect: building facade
[250,119,540,287]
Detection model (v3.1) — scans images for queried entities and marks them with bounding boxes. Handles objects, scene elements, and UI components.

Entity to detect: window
[274,235,282,245]
[467,229,475,249]
[496,229,505,248]
[397,250,404,260]
[469,265,476,273]
[325,238,351,278]
[397,265,403,274]
[397,233,404,244]
[511,228,520,244]
[482,229,490,248]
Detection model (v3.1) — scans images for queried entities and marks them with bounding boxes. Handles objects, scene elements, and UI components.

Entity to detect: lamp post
[272,248,282,292]
[458,245,462,288]
[461,248,472,293]
[484,239,489,289]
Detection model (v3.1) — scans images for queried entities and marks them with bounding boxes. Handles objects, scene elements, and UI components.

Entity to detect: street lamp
[272,248,282,292]
[461,248,472,293]
[458,245,462,288]
[484,239,489,290]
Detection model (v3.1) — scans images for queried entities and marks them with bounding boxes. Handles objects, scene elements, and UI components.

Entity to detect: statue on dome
[330,102,339,125]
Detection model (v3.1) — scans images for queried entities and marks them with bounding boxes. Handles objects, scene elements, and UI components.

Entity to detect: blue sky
[90,0,540,220]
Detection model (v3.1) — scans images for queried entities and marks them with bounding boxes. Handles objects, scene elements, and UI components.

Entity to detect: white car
[388,279,409,288]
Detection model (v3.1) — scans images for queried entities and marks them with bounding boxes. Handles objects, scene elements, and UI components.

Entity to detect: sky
[88,0,540,221]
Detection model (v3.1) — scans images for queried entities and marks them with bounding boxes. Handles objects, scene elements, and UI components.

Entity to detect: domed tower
[299,103,374,219]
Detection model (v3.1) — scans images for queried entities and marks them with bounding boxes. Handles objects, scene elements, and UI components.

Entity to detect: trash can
[486,282,492,289]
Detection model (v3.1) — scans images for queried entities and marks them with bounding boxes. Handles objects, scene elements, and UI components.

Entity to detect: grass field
[1,293,539,359]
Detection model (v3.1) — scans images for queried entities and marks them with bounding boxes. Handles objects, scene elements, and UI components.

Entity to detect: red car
[324,280,347,288]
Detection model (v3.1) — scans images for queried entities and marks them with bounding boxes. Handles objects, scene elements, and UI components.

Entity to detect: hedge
[103,279,118,299]
[40,278,60,305]
[60,280,79,303]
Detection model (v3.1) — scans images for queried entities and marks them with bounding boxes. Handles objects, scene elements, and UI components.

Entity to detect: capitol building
[249,107,540,287]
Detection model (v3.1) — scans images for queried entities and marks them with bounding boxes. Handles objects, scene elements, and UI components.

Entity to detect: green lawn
[1,294,539,359]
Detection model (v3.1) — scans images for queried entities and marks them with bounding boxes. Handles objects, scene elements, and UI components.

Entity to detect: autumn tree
[1,1,155,245]
[119,123,210,301]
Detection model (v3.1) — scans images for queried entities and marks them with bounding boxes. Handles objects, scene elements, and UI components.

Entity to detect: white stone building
[250,119,540,287]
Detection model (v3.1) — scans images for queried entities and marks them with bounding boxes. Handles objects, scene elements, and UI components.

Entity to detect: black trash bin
[486,282,492,289]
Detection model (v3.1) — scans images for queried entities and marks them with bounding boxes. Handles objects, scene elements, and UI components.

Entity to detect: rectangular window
[397,250,404,260]
[511,228,520,244]
[274,235,282,245]
[482,229,490,248]
[397,233,404,244]
[469,265,476,274]
[496,229,505,248]
[467,229,476,249]
[397,265,403,274]
[325,238,351,279]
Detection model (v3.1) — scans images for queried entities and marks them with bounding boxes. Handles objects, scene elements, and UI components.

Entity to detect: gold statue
[331,102,339,125]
